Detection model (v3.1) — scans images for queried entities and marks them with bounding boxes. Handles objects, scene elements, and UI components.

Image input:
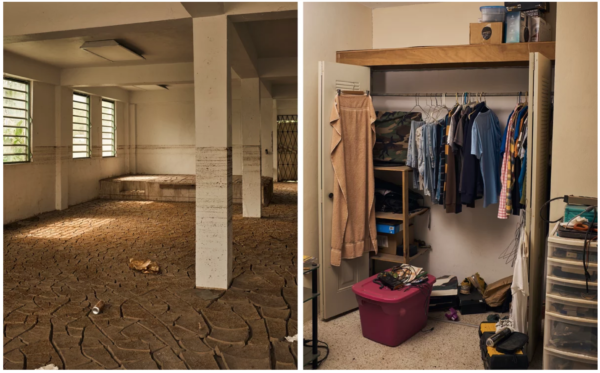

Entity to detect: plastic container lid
[480,6,507,13]
[352,273,435,304]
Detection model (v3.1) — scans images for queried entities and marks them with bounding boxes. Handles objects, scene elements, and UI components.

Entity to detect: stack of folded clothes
[429,275,459,310]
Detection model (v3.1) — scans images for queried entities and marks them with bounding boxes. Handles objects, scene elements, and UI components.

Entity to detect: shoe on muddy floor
[468,272,487,295]
[460,278,471,295]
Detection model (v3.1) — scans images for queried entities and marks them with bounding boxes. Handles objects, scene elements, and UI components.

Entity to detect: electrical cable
[539,196,565,223]
[582,207,596,292]
[303,339,329,369]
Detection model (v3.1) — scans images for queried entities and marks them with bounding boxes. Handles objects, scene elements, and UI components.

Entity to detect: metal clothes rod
[371,92,553,97]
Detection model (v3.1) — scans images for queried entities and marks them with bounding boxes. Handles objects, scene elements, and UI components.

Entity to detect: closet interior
[318,42,556,363]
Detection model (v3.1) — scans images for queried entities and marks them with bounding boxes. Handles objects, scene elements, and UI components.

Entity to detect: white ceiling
[359,2,436,9]
[246,18,297,58]
[4,17,297,69]
[4,19,194,69]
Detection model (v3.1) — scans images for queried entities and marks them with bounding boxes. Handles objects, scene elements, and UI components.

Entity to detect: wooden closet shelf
[376,207,429,221]
[336,42,556,69]
[374,165,412,172]
[372,248,431,264]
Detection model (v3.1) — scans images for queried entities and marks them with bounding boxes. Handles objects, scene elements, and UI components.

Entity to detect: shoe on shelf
[460,278,471,295]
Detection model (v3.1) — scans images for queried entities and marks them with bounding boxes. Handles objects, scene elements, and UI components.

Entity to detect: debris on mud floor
[4,183,298,370]
[128,258,161,274]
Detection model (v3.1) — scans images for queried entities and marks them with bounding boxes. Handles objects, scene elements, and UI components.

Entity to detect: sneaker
[468,272,487,295]
[460,278,471,294]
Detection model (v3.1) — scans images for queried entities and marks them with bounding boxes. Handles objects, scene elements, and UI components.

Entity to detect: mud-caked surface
[4,183,298,370]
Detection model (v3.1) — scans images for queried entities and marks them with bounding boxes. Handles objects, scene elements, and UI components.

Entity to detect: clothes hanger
[423,94,432,123]
[467,92,478,107]
[337,89,370,96]
[407,95,425,118]
[440,93,450,116]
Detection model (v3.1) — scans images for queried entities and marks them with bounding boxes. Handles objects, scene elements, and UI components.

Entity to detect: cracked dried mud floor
[4,183,298,370]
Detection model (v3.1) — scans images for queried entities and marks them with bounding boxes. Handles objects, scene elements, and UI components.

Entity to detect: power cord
[303,339,329,369]
[539,196,564,223]
[582,207,596,292]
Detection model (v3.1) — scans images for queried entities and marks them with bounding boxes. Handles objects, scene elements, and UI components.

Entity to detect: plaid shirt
[498,105,521,219]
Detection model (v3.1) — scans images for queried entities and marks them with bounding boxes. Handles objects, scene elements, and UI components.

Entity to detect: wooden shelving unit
[372,166,429,266]
[336,42,555,69]
[375,207,429,222]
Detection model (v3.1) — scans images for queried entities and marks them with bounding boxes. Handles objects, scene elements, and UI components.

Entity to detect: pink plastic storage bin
[352,273,436,347]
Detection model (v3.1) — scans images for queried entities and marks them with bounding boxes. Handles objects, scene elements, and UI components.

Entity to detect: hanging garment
[329,94,378,266]
[498,104,523,219]
[444,107,464,213]
[373,111,422,165]
[457,106,473,195]
[416,125,425,191]
[471,109,502,208]
[423,123,438,197]
[511,110,528,214]
[407,120,425,189]
[436,111,452,205]
[511,213,529,334]
[460,102,486,206]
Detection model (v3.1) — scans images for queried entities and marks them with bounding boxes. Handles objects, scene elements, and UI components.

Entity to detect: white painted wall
[3,53,131,223]
[276,99,297,115]
[372,2,556,49]
[130,86,195,175]
[549,2,597,219]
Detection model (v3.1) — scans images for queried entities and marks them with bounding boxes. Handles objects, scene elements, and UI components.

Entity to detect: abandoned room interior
[3,2,298,370]
[303,2,597,371]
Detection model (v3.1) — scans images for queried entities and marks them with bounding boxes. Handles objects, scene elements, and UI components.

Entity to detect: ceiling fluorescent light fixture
[80,40,144,62]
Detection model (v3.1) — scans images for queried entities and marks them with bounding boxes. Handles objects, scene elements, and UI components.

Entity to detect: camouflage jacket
[373,111,423,165]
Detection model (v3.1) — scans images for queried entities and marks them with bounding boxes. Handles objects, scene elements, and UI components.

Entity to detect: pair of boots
[460,273,486,295]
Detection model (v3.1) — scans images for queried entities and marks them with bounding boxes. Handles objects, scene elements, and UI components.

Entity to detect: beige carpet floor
[304,309,543,370]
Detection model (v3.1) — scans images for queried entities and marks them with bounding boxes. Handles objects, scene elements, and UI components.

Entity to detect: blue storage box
[376,220,402,234]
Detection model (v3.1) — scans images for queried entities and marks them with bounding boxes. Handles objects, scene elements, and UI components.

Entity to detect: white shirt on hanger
[511,219,529,334]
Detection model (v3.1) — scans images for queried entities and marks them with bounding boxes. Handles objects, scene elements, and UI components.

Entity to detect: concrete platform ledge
[100,175,273,205]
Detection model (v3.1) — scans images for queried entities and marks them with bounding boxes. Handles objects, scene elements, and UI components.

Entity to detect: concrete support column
[260,81,273,179]
[193,15,233,290]
[241,77,262,218]
[128,103,137,174]
[231,79,243,176]
[272,99,278,181]
[55,86,72,210]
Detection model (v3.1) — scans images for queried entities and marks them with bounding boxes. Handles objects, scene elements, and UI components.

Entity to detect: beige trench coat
[329,94,378,267]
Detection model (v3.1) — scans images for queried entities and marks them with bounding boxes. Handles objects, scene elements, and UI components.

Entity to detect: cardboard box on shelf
[377,225,414,255]
[470,22,503,45]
